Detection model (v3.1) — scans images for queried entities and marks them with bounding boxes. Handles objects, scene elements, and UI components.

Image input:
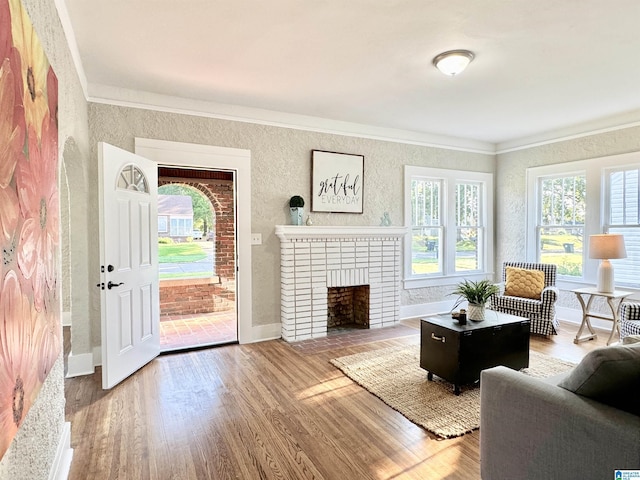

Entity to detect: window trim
[526,151,640,289]
[404,166,494,289]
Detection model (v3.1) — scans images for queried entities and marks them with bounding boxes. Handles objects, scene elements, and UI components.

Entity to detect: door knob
[107,265,115,272]
[107,281,124,290]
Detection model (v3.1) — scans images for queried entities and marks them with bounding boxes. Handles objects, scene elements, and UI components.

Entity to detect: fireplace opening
[327,285,370,330]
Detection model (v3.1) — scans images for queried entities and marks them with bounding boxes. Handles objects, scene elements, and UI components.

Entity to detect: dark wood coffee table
[420,311,530,395]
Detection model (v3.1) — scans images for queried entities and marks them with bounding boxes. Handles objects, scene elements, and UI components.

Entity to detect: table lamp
[588,234,627,293]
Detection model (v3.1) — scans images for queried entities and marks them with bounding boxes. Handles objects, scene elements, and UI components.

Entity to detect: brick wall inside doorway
[159,277,235,317]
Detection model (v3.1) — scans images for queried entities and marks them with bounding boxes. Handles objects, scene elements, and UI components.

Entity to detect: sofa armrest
[480,366,640,480]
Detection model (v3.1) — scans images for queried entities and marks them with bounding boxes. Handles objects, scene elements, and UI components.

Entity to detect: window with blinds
[606,167,640,287]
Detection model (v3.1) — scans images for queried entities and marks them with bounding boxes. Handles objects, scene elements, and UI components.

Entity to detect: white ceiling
[62,0,640,151]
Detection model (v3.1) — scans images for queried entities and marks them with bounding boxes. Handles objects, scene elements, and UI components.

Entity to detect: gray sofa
[480,343,640,479]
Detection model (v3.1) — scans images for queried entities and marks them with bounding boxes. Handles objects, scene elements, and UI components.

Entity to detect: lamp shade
[588,234,627,260]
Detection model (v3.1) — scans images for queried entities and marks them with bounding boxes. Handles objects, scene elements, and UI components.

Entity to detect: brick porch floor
[159,310,237,352]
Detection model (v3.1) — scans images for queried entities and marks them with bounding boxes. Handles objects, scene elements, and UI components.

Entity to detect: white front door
[98,142,159,389]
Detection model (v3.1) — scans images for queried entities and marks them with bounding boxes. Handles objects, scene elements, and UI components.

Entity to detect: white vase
[290,207,304,225]
[467,303,486,321]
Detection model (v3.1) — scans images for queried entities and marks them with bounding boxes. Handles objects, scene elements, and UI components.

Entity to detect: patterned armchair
[489,262,559,336]
[620,302,640,340]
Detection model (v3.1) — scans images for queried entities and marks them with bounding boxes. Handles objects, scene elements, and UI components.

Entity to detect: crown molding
[54,0,88,99]
[496,110,640,154]
[87,83,496,155]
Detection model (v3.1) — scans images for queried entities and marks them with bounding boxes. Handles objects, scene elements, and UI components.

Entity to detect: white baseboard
[61,311,72,327]
[65,352,94,378]
[93,346,102,366]
[557,306,615,331]
[48,422,73,480]
[400,300,457,320]
[248,323,282,343]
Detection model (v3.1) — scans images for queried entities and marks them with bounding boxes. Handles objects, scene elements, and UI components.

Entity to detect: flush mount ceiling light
[432,50,475,76]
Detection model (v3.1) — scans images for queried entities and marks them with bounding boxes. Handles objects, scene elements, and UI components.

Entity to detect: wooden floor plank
[65,319,608,479]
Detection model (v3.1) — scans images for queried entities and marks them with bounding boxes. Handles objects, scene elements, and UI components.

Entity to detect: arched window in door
[117,164,149,193]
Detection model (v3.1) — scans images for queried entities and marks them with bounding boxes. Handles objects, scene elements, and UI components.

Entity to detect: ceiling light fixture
[432,50,475,76]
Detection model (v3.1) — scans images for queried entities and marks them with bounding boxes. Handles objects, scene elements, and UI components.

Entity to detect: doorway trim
[135,138,252,344]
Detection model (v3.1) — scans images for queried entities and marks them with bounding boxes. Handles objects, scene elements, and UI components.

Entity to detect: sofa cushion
[504,267,545,299]
[558,343,640,415]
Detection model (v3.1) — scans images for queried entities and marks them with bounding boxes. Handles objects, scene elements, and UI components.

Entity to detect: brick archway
[158,175,235,281]
[157,168,236,318]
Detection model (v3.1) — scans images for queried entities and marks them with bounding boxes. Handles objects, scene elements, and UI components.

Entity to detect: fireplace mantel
[275,225,407,242]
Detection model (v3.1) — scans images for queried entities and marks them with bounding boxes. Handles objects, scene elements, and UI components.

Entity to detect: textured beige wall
[496,125,640,310]
[6,2,639,478]
[0,0,90,478]
[88,103,495,334]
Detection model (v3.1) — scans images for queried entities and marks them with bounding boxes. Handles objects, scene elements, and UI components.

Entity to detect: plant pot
[290,207,304,225]
[467,303,486,321]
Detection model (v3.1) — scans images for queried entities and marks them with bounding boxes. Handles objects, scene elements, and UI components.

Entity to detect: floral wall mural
[0,0,60,460]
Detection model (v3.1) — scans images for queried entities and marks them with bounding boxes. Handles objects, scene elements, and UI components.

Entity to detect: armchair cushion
[491,294,544,315]
[621,302,640,339]
[557,343,640,415]
[504,266,545,299]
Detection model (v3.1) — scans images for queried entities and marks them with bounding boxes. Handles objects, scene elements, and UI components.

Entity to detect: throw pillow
[557,343,640,415]
[504,267,545,299]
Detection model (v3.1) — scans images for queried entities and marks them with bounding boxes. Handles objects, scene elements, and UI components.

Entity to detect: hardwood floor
[64,319,609,480]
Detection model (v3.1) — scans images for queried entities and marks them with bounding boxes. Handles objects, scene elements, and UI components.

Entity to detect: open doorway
[157,167,237,352]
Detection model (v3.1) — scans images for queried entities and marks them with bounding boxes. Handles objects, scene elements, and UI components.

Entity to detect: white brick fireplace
[275,225,407,342]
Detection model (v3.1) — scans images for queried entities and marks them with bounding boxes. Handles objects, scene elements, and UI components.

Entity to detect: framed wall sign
[311,150,364,213]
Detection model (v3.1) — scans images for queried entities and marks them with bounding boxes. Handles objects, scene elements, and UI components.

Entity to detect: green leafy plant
[289,195,305,208]
[451,279,499,306]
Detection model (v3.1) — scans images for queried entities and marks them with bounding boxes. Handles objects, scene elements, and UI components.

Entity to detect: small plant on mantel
[289,195,305,208]
[289,195,305,225]
[451,279,499,321]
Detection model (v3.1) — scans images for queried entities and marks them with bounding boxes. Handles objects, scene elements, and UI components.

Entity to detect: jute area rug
[330,345,575,439]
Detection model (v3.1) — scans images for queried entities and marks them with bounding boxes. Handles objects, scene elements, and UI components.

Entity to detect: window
[537,174,586,277]
[158,215,168,233]
[410,177,442,275]
[456,182,483,273]
[527,151,640,288]
[405,166,493,288]
[117,164,149,193]
[170,217,193,236]
[605,167,640,285]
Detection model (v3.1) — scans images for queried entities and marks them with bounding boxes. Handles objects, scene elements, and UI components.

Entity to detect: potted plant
[451,279,499,321]
[289,195,305,225]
